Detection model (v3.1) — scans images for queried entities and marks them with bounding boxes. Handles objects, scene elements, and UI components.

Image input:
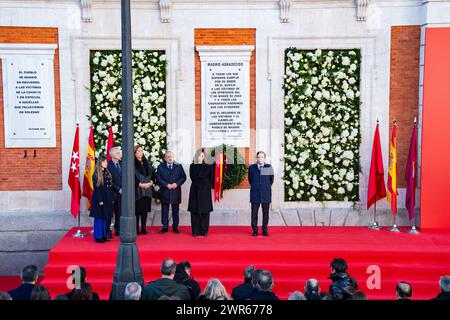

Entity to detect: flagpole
[369,119,381,230]
[409,117,420,234]
[389,118,400,232]
[72,123,85,238]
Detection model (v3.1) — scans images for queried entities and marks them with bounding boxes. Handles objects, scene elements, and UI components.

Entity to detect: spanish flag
[387,120,398,214]
[214,153,223,202]
[82,126,96,210]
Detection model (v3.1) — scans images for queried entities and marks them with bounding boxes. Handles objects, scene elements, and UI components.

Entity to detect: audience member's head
[351,291,367,300]
[175,261,192,281]
[30,285,50,300]
[181,261,192,276]
[72,283,93,300]
[125,282,142,300]
[71,266,88,287]
[251,269,264,287]
[21,265,38,284]
[305,278,320,294]
[256,270,274,293]
[330,258,348,274]
[439,276,450,293]
[243,265,255,283]
[161,258,176,279]
[288,291,306,300]
[396,281,412,300]
[158,295,181,300]
[53,294,69,300]
[203,278,229,300]
[320,292,333,300]
[0,292,12,300]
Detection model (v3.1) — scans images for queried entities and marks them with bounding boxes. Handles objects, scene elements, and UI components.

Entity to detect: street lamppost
[110,0,144,300]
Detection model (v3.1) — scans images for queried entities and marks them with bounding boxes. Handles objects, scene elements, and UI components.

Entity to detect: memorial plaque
[0,44,57,148]
[197,46,254,147]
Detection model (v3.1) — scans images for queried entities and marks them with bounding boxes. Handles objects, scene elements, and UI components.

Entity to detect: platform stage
[41,226,450,300]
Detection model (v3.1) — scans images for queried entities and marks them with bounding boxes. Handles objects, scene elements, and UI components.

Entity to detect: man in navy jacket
[156,151,186,234]
[107,147,122,237]
[248,151,274,236]
[8,265,38,300]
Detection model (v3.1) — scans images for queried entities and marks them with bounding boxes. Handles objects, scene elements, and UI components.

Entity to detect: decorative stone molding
[355,0,370,21]
[159,0,171,23]
[279,0,291,23]
[80,0,92,22]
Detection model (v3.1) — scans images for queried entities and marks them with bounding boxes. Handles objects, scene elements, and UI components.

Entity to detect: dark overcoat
[89,170,114,219]
[187,163,214,214]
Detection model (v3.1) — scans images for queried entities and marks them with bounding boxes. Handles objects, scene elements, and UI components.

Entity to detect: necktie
[168,164,172,171]
[116,162,121,173]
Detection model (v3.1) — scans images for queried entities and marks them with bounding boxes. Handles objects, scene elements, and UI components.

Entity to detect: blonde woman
[89,155,114,243]
[198,278,230,300]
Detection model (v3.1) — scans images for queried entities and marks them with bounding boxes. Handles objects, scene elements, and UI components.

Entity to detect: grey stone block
[280,209,300,226]
[329,209,350,226]
[0,251,48,276]
[0,230,66,252]
[298,209,314,226]
[314,209,332,226]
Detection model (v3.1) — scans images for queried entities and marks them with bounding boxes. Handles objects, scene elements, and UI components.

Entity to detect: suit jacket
[231,281,255,300]
[248,163,274,204]
[156,162,186,204]
[247,290,280,301]
[107,160,122,196]
[142,278,190,300]
[8,283,35,300]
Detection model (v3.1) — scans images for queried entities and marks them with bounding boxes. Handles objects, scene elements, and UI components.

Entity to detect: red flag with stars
[68,125,81,217]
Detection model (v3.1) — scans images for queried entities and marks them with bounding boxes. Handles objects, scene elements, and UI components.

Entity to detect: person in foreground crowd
[188,148,214,237]
[231,265,255,300]
[8,264,38,300]
[433,276,450,300]
[198,278,230,300]
[142,258,190,300]
[156,150,186,234]
[328,258,358,300]
[320,292,333,300]
[64,266,100,300]
[248,270,279,300]
[108,147,122,237]
[304,278,321,300]
[396,281,413,300]
[288,291,306,300]
[134,145,154,235]
[124,282,142,300]
[90,154,114,243]
[351,291,368,300]
[0,292,12,300]
[72,283,94,300]
[248,151,274,236]
[30,285,50,300]
[174,261,201,300]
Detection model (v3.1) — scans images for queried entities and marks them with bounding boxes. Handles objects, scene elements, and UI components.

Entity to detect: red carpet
[41,226,450,300]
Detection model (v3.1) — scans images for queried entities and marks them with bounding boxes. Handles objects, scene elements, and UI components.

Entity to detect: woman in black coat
[134,145,154,235]
[188,148,214,237]
[89,154,114,243]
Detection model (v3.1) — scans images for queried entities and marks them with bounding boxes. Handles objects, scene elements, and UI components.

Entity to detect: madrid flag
[68,125,81,217]
[106,125,115,161]
[367,122,387,209]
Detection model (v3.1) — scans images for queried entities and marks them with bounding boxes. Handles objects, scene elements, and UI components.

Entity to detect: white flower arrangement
[283,48,361,202]
[89,50,167,168]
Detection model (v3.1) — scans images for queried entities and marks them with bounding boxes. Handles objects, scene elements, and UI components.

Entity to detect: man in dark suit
[247,270,279,301]
[156,151,186,234]
[107,147,122,237]
[231,265,255,300]
[142,259,190,300]
[8,265,38,300]
[248,151,274,236]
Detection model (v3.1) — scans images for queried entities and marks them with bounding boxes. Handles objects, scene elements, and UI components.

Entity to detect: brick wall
[389,26,420,188]
[194,28,256,188]
[0,27,62,191]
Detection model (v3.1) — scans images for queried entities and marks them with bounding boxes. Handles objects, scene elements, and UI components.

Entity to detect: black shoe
[95,239,105,243]
[141,229,148,235]
[252,230,258,237]
[201,233,208,237]
[137,230,141,235]
[173,228,180,234]
[159,228,168,234]
[114,231,120,237]
[193,233,199,237]
[262,230,270,237]
[102,237,110,242]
